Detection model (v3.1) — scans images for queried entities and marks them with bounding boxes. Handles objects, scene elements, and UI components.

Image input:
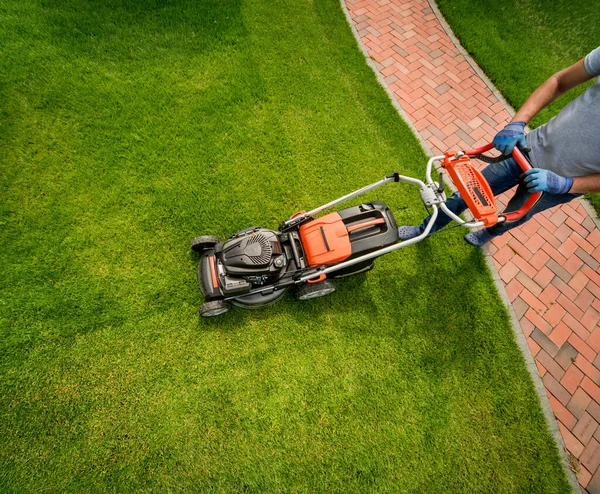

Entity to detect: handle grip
[463,142,542,224]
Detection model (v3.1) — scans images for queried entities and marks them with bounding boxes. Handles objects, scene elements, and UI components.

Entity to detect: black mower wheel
[297,279,336,300]
[191,235,220,252]
[200,300,229,317]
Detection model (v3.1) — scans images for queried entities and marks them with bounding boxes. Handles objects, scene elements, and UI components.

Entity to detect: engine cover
[218,228,285,278]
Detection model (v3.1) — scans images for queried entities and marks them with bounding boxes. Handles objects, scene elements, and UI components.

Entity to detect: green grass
[0,0,569,491]
[435,0,600,213]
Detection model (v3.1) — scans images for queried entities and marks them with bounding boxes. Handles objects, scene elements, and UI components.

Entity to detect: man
[398,46,600,246]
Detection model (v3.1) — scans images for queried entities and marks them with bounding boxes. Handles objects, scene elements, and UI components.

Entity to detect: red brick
[539,284,561,307]
[552,276,580,302]
[548,321,572,348]
[516,272,543,297]
[536,349,565,381]
[548,391,578,430]
[512,255,539,279]
[498,261,519,283]
[537,214,558,233]
[583,308,600,333]
[579,466,593,489]
[556,294,585,321]
[569,270,590,295]
[524,232,545,255]
[543,303,567,327]
[569,333,597,362]
[508,239,534,261]
[575,354,600,386]
[573,288,595,312]
[554,223,573,243]
[512,296,529,320]
[510,224,532,245]
[558,421,585,458]
[533,265,555,289]
[520,288,547,314]
[572,232,596,254]
[491,232,510,248]
[573,411,599,445]
[538,226,561,249]
[525,308,553,335]
[590,401,600,424]
[563,203,586,223]
[546,259,572,284]
[536,360,546,377]
[530,250,551,271]
[566,216,591,238]
[504,278,524,302]
[555,342,579,370]
[562,254,584,276]
[561,364,584,394]
[564,313,593,341]
[568,387,593,418]
[580,437,600,473]
[550,209,569,228]
[582,265,600,289]
[541,244,568,267]
[544,373,571,405]
[587,325,600,353]
[520,316,535,337]
[582,376,600,404]
[520,216,541,236]
[527,336,541,357]
[588,229,600,247]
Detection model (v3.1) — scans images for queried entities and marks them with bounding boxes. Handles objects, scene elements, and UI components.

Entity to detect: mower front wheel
[200,300,229,317]
[191,235,220,252]
[297,280,336,300]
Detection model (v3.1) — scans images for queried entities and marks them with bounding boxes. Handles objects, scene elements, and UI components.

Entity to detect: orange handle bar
[462,143,542,224]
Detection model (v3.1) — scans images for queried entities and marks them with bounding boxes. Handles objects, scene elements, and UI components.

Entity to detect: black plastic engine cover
[219,228,285,277]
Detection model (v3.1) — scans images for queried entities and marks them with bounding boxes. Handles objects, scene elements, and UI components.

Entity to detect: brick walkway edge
[342,0,600,491]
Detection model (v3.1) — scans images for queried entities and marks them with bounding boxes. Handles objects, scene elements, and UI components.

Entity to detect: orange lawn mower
[191,144,541,317]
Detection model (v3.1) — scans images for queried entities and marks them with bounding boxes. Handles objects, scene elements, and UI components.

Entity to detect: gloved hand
[522,168,573,194]
[492,121,527,155]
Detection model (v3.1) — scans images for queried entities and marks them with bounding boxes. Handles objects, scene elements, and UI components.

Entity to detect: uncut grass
[0,0,568,491]
[436,0,600,213]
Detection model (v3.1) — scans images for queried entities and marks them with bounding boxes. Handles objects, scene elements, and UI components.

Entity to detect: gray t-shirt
[527,46,600,177]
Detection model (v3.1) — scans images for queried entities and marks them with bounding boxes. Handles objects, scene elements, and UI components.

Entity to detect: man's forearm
[570,174,600,193]
[511,59,592,125]
[512,75,562,124]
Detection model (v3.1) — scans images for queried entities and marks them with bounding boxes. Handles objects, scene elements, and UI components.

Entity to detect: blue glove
[522,168,573,194]
[492,121,527,155]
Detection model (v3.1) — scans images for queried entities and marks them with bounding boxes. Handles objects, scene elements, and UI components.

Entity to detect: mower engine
[196,227,300,311]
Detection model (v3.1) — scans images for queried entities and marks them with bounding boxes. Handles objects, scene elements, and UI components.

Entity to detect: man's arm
[512,59,594,124]
[570,174,600,193]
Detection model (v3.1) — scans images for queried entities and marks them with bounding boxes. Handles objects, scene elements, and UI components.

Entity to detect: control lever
[438,172,444,194]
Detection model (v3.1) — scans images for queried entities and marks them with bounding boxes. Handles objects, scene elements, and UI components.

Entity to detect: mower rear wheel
[297,279,336,300]
[200,300,229,317]
[191,235,220,252]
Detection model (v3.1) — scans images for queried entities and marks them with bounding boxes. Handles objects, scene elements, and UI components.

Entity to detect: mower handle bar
[426,143,541,227]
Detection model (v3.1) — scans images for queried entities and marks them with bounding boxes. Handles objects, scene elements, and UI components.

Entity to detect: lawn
[0,0,569,491]
[435,0,600,213]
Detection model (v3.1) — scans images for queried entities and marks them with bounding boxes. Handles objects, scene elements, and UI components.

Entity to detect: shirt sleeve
[584,46,600,76]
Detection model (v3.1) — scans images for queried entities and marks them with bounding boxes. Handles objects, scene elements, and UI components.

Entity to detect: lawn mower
[191,144,540,317]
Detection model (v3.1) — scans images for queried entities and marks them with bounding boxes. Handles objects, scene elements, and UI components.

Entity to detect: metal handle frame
[295,142,540,282]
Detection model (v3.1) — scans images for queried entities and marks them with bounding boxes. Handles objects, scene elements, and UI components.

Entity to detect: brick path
[343,0,600,491]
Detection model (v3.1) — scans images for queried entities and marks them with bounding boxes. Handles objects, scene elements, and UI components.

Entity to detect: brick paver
[344,0,600,490]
